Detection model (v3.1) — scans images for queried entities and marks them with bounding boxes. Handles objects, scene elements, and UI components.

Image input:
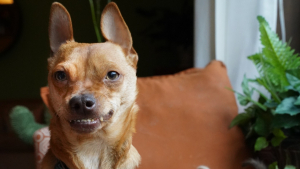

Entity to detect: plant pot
[256,139,300,169]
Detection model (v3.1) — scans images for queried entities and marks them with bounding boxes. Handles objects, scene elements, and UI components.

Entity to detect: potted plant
[230,16,300,169]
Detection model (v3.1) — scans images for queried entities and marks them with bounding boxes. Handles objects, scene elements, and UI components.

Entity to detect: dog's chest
[75,141,103,169]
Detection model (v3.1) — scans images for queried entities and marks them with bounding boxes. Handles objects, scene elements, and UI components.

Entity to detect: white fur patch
[75,140,103,169]
[197,165,210,169]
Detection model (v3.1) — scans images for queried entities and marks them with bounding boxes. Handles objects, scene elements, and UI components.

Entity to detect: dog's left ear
[101,2,138,67]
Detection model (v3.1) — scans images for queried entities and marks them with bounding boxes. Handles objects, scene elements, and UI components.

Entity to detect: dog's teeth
[71,119,98,123]
[100,117,103,122]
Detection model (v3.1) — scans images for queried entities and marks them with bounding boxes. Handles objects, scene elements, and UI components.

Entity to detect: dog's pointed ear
[101,2,132,50]
[49,2,74,54]
[101,2,137,58]
[101,2,138,67]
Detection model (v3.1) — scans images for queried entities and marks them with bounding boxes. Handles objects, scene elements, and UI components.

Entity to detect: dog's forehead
[49,42,132,75]
[69,42,126,62]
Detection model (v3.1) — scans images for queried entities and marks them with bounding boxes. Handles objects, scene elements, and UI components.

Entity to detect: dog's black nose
[69,94,96,114]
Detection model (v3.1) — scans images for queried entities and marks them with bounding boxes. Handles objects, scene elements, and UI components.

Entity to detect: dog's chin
[69,118,102,134]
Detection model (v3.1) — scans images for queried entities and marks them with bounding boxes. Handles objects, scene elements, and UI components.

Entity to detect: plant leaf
[275,97,300,116]
[229,112,253,128]
[268,162,278,169]
[285,85,296,92]
[237,93,250,106]
[248,54,281,103]
[271,129,286,147]
[286,69,300,80]
[254,116,270,136]
[284,165,296,169]
[286,73,300,92]
[241,75,254,97]
[272,114,300,129]
[271,137,284,147]
[257,16,300,92]
[256,89,269,103]
[294,96,300,105]
[255,137,269,151]
[264,100,278,108]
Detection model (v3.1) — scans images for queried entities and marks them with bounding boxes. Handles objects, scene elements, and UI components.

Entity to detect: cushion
[37,60,250,169]
[133,60,250,169]
[34,127,50,168]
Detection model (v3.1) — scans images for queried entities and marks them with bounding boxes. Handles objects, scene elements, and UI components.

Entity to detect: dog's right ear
[49,2,74,54]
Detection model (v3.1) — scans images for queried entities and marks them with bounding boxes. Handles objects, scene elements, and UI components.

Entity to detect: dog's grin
[68,110,114,133]
[69,117,101,133]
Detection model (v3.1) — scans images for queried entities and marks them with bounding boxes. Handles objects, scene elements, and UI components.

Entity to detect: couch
[34,61,251,169]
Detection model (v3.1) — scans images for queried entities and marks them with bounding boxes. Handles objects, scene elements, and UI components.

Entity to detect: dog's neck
[49,103,140,169]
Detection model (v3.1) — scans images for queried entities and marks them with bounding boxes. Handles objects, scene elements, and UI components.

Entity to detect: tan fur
[42,2,140,169]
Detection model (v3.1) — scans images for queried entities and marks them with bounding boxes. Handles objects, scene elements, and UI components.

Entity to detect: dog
[41,2,140,169]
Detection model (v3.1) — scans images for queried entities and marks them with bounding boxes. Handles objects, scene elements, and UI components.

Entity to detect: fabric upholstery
[34,127,50,169]
[34,60,250,169]
[133,60,250,169]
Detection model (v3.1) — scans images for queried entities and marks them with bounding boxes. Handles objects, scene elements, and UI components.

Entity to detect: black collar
[54,160,69,169]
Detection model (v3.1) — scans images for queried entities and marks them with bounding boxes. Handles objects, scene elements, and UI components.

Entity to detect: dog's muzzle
[68,94,101,133]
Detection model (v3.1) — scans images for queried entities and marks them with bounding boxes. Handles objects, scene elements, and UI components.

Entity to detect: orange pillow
[133,61,250,169]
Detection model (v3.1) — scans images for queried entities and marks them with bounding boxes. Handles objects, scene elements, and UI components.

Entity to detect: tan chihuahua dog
[41,2,140,169]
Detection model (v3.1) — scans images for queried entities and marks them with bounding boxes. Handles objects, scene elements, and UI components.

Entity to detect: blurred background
[0,0,300,168]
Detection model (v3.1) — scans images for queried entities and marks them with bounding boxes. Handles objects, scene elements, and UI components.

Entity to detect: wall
[277,0,300,55]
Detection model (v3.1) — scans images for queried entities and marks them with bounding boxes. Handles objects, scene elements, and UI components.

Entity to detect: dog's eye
[55,71,67,81]
[106,71,119,80]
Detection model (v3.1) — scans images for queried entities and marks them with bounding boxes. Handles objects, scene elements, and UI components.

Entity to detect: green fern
[248,53,281,103]
[250,16,300,94]
[231,16,300,161]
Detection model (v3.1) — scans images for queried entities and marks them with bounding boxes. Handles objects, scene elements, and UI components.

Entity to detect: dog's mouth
[69,117,101,133]
[68,110,114,134]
